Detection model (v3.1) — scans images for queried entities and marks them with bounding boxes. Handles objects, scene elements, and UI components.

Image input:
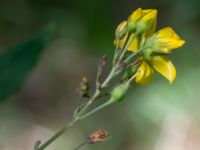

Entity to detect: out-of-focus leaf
[0,23,56,102]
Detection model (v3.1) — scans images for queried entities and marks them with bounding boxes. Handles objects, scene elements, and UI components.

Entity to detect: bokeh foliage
[0,0,200,150]
[0,24,55,101]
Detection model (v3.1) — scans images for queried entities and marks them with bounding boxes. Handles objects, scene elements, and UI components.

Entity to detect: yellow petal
[139,10,157,45]
[115,33,139,52]
[115,21,128,40]
[129,8,143,22]
[157,27,180,39]
[116,21,127,33]
[135,61,154,84]
[128,34,139,52]
[141,9,157,23]
[142,9,157,37]
[155,27,185,52]
[135,9,157,34]
[157,38,185,52]
[151,56,176,84]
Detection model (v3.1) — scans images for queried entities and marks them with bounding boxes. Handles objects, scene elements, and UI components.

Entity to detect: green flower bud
[111,82,130,102]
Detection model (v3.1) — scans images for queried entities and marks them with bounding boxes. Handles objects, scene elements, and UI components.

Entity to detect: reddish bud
[87,130,109,144]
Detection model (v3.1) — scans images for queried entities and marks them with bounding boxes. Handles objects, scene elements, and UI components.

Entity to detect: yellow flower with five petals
[136,27,185,84]
[145,27,185,53]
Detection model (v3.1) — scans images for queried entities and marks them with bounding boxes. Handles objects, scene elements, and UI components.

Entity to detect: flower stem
[124,46,149,63]
[113,41,119,65]
[37,120,77,150]
[35,34,140,150]
[79,98,115,120]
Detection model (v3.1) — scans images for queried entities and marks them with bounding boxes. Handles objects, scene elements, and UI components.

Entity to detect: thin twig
[37,120,76,150]
[124,46,149,63]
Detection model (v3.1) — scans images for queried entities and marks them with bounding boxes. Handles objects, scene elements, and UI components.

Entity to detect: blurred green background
[0,0,200,150]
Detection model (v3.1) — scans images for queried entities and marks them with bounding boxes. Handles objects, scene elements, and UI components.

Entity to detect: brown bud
[87,130,109,144]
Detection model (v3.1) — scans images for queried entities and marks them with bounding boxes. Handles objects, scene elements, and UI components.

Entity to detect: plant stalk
[37,120,77,150]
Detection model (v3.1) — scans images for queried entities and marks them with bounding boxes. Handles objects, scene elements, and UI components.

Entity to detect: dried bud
[99,55,107,69]
[87,130,109,144]
[78,77,90,98]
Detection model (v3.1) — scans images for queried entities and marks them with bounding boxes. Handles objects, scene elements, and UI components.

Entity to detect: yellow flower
[128,8,157,33]
[114,8,157,52]
[136,56,176,84]
[146,27,185,53]
[136,27,185,84]
[114,8,185,84]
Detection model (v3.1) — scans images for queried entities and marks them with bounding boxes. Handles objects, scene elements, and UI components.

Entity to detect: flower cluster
[115,8,185,84]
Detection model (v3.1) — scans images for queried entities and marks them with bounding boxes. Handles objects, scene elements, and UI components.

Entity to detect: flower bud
[111,81,130,102]
[78,77,90,98]
[127,8,143,32]
[115,21,128,40]
[127,8,157,34]
[136,9,157,33]
[87,130,109,144]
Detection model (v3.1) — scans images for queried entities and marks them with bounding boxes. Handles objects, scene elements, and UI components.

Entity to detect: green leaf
[0,23,56,102]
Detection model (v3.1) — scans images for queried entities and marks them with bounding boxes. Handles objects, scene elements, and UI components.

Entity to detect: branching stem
[35,30,143,150]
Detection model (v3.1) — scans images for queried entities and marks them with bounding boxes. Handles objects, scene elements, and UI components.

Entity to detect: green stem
[35,33,141,150]
[118,32,139,62]
[79,72,138,120]
[124,46,149,63]
[37,120,77,150]
[113,41,119,65]
[101,67,116,88]
[76,66,116,119]
[79,98,115,120]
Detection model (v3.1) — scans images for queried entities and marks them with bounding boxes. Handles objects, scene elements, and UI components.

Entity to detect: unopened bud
[87,130,109,144]
[136,19,153,33]
[111,81,130,102]
[136,10,157,33]
[115,21,128,40]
